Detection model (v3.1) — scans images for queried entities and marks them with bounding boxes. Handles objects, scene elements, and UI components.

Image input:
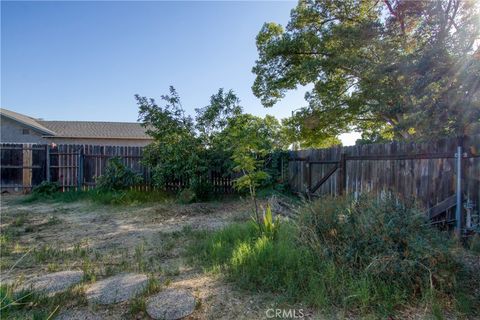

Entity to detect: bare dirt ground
[0,195,317,319]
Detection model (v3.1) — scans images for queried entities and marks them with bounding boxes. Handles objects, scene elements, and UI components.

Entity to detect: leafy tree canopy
[253,0,480,141]
[136,87,204,186]
[195,88,243,143]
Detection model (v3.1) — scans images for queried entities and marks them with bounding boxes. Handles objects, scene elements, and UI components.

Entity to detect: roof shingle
[38,120,152,139]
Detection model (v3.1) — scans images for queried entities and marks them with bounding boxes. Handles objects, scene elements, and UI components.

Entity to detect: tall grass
[190,222,319,301]
[189,195,477,317]
[0,283,86,319]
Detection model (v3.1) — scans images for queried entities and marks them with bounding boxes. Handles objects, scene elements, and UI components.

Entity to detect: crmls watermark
[265,308,305,319]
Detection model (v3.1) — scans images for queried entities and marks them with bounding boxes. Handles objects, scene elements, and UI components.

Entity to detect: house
[0,108,153,146]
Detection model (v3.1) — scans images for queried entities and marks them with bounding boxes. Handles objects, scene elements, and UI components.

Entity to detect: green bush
[190,178,213,201]
[175,178,213,203]
[190,195,473,317]
[177,188,196,204]
[31,181,60,196]
[96,157,143,191]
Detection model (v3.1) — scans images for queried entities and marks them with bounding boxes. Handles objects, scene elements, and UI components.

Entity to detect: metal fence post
[455,144,463,237]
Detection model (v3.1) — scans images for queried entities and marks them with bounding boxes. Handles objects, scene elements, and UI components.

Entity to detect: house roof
[0,108,56,135]
[38,120,153,140]
[1,108,152,140]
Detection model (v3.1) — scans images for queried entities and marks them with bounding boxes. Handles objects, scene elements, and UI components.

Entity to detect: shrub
[190,178,213,201]
[297,195,461,312]
[31,181,60,196]
[177,188,196,204]
[176,178,213,203]
[96,157,143,191]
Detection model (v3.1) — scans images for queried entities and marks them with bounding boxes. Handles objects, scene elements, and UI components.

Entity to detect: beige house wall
[0,116,46,143]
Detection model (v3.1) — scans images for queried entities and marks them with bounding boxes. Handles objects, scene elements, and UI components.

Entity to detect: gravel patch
[146,289,196,320]
[85,273,148,305]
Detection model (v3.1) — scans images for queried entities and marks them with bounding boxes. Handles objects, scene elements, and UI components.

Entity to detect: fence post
[22,144,33,193]
[77,147,84,191]
[339,153,347,195]
[46,145,51,182]
[454,142,463,238]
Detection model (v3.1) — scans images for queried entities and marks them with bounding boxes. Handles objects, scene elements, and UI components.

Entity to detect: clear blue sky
[1,1,359,144]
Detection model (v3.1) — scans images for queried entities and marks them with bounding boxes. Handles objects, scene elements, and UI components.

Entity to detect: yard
[2,191,479,320]
[0,194,317,319]
[2,0,480,319]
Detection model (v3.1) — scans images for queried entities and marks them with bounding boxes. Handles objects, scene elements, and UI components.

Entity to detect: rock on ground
[85,273,148,305]
[18,270,83,296]
[146,289,196,320]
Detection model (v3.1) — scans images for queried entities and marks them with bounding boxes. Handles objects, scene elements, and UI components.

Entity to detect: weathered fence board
[0,144,47,191]
[46,144,151,191]
[288,135,480,213]
[1,143,235,193]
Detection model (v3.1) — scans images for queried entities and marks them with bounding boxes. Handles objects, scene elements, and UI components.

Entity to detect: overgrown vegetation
[24,157,158,205]
[96,156,143,191]
[136,87,291,202]
[31,181,60,196]
[190,195,478,317]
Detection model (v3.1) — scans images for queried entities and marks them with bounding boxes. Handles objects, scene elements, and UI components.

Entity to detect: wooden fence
[288,135,480,226]
[2,136,479,218]
[0,143,235,193]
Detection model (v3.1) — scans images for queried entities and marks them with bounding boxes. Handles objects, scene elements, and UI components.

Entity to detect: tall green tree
[136,87,205,187]
[253,0,480,141]
[225,114,286,222]
[195,88,244,173]
[137,87,288,195]
[282,115,342,149]
[195,88,243,144]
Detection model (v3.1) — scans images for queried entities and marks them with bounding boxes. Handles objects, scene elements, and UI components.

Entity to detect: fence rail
[0,143,235,193]
[288,135,480,232]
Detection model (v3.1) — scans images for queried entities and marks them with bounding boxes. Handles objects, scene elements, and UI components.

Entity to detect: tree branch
[384,0,405,35]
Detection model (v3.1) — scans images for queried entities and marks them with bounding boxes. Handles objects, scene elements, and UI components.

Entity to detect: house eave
[1,114,56,136]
